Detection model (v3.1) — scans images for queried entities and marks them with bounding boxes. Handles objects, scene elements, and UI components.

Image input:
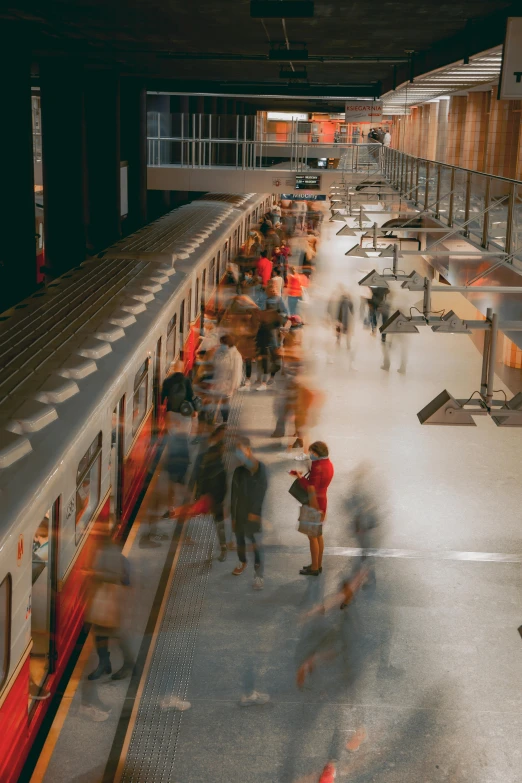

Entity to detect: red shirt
[256,256,273,286]
[299,458,334,513]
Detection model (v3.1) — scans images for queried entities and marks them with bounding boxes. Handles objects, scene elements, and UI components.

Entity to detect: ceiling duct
[250,1,314,18]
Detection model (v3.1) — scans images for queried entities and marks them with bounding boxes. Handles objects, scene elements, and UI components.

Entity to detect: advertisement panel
[345,100,383,123]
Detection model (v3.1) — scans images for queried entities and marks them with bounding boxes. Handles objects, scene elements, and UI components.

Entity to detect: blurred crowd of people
[82,198,389,781]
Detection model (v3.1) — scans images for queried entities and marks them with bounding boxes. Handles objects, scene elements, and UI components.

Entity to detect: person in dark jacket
[192,425,229,561]
[329,288,354,350]
[161,361,195,433]
[231,437,268,589]
[163,426,190,518]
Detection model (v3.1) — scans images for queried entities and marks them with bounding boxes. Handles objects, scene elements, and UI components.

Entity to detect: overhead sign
[295,174,321,190]
[499,18,522,99]
[345,100,383,123]
[280,194,326,201]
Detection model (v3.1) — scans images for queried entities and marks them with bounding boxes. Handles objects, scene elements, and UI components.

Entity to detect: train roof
[0,193,261,500]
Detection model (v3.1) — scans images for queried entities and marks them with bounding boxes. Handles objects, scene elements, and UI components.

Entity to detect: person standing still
[231,438,268,590]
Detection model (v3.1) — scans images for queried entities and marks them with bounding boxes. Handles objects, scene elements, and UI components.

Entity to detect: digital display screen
[295,174,321,190]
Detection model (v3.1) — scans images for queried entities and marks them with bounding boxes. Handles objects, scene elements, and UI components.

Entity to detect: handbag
[87,582,122,628]
[298,504,323,537]
[289,474,310,505]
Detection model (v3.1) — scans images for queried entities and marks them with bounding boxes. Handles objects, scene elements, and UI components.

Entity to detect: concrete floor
[33,213,522,783]
[171,216,522,782]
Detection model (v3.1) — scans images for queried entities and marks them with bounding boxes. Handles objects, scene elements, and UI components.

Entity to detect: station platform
[30,212,522,783]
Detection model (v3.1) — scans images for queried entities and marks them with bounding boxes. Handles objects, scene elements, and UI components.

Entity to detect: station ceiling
[2,0,519,106]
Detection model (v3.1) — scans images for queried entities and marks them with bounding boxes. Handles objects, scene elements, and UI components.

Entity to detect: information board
[280,194,326,201]
[295,174,321,190]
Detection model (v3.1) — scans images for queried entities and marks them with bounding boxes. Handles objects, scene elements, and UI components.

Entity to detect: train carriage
[0,191,271,783]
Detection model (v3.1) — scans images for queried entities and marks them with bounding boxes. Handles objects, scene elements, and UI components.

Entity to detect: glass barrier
[381,148,522,267]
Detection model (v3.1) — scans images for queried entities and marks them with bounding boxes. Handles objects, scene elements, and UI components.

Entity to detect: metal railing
[146,111,384,173]
[382,148,522,263]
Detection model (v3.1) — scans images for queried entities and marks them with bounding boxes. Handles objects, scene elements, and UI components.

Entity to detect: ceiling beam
[146,80,378,99]
[380,1,521,95]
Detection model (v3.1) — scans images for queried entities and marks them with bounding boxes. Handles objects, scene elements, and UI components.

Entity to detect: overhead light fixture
[417,390,477,426]
[401,270,426,291]
[380,310,420,334]
[336,225,360,236]
[358,270,390,287]
[251,1,314,18]
[491,392,522,427]
[430,311,471,334]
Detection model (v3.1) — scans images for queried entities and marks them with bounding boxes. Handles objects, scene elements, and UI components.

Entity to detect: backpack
[166,374,187,412]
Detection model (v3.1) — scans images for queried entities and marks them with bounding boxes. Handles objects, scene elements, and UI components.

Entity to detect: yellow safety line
[29,469,161,783]
[29,635,94,783]
[113,523,186,783]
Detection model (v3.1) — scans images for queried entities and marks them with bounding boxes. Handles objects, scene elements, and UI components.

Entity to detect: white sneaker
[256,383,267,391]
[253,576,264,590]
[294,453,309,461]
[240,381,251,391]
[79,704,111,722]
[240,691,270,706]
[159,695,192,711]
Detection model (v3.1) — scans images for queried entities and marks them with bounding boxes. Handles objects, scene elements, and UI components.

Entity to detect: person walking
[383,129,391,147]
[292,441,333,576]
[231,437,268,590]
[192,424,229,561]
[86,526,133,681]
[256,252,273,287]
[211,333,243,422]
[286,266,303,316]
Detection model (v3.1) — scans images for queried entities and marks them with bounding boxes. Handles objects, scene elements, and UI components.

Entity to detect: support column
[120,79,147,232]
[40,61,87,279]
[84,70,121,253]
[0,52,36,309]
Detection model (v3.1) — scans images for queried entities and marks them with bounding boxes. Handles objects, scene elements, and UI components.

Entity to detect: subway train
[0,191,270,783]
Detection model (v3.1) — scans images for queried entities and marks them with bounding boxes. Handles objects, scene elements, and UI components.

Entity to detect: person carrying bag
[288,441,334,576]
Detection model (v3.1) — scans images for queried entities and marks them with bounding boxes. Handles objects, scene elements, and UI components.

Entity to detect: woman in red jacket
[294,441,334,576]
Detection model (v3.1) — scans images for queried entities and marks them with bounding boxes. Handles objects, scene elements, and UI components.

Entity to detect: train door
[153,337,162,429]
[216,252,221,285]
[29,498,59,706]
[109,396,125,531]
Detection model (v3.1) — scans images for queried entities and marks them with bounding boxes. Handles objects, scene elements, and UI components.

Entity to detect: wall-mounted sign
[280,194,327,201]
[345,100,383,123]
[267,111,308,121]
[295,174,321,190]
[499,18,522,99]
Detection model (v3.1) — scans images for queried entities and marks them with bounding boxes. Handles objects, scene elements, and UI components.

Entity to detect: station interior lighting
[418,390,522,427]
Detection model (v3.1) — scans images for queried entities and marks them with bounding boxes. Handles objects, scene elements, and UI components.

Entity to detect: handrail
[384,147,522,188]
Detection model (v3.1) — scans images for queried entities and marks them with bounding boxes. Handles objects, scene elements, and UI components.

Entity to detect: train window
[166,314,177,369]
[209,258,215,288]
[76,432,102,541]
[0,574,11,691]
[132,359,149,436]
[216,252,220,285]
[187,289,192,326]
[202,269,207,302]
[195,278,200,314]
